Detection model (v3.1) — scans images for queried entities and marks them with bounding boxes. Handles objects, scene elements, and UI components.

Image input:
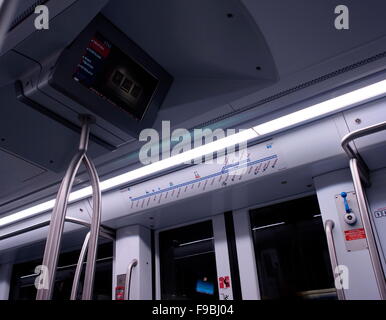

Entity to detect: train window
[9,241,113,300]
[250,196,337,300]
[159,221,218,300]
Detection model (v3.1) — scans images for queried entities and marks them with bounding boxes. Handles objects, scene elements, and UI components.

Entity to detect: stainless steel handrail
[325,220,345,300]
[341,120,386,186]
[81,155,101,300]
[70,232,90,300]
[0,217,115,241]
[66,217,115,240]
[36,116,103,300]
[341,120,386,160]
[124,259,138,300]
[36,151,85,300]
[341,121,386,300]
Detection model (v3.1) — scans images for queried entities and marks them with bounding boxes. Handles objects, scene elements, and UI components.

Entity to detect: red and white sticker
[115,286,125,300]
[218,276,231,289]
[344,228,366,241]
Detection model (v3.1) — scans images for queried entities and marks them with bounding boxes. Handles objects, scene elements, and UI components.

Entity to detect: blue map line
[131,155,278,201]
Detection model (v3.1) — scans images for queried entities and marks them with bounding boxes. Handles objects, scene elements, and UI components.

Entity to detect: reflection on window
[9,241,113,300]
[250,196,337,300]
[159,221,218,300]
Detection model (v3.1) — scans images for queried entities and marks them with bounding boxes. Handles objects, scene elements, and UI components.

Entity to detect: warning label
[344,228,366,241]
[219,276,231,289]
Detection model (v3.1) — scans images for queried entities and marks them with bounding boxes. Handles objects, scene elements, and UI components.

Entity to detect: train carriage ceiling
[0,0,386,214]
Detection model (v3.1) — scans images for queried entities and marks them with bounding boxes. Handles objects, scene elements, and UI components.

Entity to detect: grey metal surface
[124,259,138,300]
[324,219,345,300]
[70,231,90,300]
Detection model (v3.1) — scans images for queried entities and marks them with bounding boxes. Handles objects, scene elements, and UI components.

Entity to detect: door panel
[158,220,218,300]
[250,196,337,300]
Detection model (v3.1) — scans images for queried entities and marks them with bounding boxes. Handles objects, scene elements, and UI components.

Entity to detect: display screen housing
[47,14,172,140]
[73,33,159,121]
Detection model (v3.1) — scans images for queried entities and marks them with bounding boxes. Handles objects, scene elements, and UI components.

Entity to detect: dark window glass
[250,196,337,300]
[159,221,218,300]
[9,241,113,300]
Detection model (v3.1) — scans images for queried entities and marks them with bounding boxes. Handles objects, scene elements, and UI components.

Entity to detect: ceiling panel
[242,0,386,77]
[102,0,277,80]
[0,148,45,200]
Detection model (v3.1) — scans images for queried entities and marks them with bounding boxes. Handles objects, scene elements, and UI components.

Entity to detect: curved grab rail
[341,120,386,300]
[70,232,90,300]
[66,217,115,240]
[341,120,386,186]
[124,259,138,300]
[341,120,386,159]
[325,220,345,300]
[36,116,102,300]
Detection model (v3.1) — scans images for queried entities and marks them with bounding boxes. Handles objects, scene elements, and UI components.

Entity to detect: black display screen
[73,33,159,120]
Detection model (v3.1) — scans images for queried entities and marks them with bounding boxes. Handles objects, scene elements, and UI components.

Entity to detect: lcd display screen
[73,33,159,120]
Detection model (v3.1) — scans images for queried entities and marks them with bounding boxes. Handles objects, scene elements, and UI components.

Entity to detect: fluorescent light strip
[1,79,386,227]
[253,79,386,135]
[0,200,56,227]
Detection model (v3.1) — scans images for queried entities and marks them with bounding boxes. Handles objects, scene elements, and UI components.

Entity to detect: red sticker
[344,228,366,241]
[219,276,231,289]
[115,286,125,300]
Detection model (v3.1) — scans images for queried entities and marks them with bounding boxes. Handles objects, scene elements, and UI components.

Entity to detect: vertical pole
[350,158,386,299]
[81,156,101,300]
